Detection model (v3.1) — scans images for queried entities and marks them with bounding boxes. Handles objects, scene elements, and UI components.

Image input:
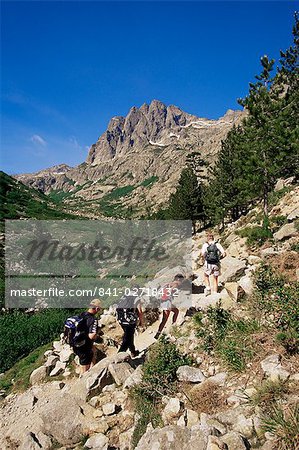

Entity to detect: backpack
[116,295,138,326]
[63,314,87,348]
[205,242,221,264]
[160,284,173,302]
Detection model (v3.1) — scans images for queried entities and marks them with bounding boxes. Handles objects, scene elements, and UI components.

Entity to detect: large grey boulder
[135,425,207,450]
[220,257,247,283]
[177,365,206,383]
[49,361,66,377]
[273,222,297,241]
[238,275,254,296]
[108,362,134,386]
[124,365,143,389]
[19,432,52,450]
[40,393,87,445]
[84,353,130,399]
[30,366,48,385]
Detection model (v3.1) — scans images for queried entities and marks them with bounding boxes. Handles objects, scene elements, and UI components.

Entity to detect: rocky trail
[0,182,298,450]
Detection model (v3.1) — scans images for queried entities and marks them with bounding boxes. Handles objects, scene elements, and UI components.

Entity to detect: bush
[130,336,191,448]
[250,379,290,413]
[194,303,260,371]
[237,224,273,247]
[254,265,299,354]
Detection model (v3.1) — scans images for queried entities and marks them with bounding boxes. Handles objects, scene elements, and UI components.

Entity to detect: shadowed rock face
[14,100,245,216]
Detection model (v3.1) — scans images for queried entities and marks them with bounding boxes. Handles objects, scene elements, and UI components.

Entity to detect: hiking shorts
[73,343,94,366]
[204,263,221,277]
[161,300,173,311]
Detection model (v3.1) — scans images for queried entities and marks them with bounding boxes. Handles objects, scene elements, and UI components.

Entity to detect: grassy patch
[194,303,260,371]
[139,176,159,188]
[253,265,299,354]
[0,343,51,393]
[130,336,192,448]
[261,403,299,450]
[250,379,291,413]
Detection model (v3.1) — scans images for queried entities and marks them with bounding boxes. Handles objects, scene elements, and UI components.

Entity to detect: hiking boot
[131,350,140,358]
[154,332,161,340]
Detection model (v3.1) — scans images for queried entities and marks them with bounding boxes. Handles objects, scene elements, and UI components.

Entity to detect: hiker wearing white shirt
[201,232,226,295]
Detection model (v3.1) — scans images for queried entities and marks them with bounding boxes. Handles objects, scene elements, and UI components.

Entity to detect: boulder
[224,282,245,301]
[273,222,297,241]
[207,372,227,386]
[108,362,134,386]
[177,366,206,383]
[40,393,87,445]
[124,365,143,389]
[85,433,108,450]
[287,207,299,222]
[261,354,290,381]
[260,247,278,257]
[30,366,48,385]
[186,409,199,428]
[49,361,66,377]
[248,255,262,265]
[59,347,73,363]
[162,398,181,422]
[44,355,59,370]
[102,402,116,416]
[84,353,129,399]
[233,414,254,439]
[206,436,226,450]
[135,425,206,450]
[238,275,254,296]
[220,257,247,283]
[99,314,116,327]
[222,432,247,449]
[19,432,52,450]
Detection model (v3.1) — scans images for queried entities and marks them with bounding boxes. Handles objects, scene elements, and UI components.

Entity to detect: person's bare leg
[214,275,219,293]
[155,310,170,338]
[204,273,211,289]
[90,346,97,369]
[172,307,179,324]
[81,364,90,374]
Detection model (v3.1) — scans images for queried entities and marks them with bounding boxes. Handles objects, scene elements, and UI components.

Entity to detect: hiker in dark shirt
[73,299,102,374]
[116,285,144,358]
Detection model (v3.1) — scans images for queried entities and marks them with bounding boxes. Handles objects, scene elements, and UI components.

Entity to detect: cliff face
[14,101,245,217]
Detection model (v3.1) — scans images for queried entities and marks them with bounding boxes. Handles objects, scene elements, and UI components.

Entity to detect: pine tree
[167,166,205,233]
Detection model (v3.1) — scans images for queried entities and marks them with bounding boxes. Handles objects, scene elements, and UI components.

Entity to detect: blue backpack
[63,314,87,348]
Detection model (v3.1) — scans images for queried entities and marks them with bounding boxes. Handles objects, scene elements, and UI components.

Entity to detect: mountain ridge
[14,100,245,217]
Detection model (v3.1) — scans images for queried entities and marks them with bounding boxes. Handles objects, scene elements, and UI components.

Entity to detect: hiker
[116,285,144,357]
[64,299,102,374]
[154,273,185,340]
[201,232,226,295]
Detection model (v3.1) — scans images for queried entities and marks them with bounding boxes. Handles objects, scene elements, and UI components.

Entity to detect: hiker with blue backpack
[201,232,226,295]
[116,285,144,358]
[64,299,102,374]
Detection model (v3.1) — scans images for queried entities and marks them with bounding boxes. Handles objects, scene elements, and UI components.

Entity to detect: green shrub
[130,336,191,448]
[237,224,273,246]
[254,265,299,354]
[270,215,288,228]
[194,303,259,371]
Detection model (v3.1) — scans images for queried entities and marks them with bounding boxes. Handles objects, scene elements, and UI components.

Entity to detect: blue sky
[1,1,296,174]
